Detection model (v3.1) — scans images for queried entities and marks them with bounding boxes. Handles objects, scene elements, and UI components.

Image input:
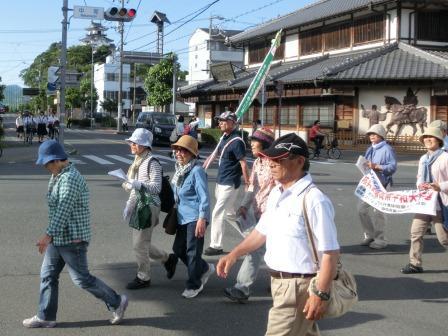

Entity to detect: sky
[0,0,314,87]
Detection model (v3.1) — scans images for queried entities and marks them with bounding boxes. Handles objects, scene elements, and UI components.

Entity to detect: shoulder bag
[128,188,153,230]
[163,205,178,235]
[302,187,358,319]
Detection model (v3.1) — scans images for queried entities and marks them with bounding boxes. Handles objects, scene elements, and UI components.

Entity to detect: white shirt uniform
[23,116,35,127]
[256,173,339,274]
[37,115,48,124]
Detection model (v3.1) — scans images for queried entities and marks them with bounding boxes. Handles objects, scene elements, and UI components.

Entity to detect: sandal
[401,263,423,274]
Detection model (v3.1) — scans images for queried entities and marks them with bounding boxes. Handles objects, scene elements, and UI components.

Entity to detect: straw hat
[171,135,199,157]
[366,124,386,139]
[419,127,445,143]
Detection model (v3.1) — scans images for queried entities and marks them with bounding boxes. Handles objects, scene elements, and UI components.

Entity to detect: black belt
[269,270,316,279]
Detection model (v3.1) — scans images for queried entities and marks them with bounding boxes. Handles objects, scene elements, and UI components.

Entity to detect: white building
[94,55,131,115]
[187,28,244,85]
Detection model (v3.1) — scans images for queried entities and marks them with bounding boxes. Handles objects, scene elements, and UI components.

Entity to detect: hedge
[200,128,249,146]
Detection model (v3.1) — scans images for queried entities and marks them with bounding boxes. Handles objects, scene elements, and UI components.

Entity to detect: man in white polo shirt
[217,133,340,336]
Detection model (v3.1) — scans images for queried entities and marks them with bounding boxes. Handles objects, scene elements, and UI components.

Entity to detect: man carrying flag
[203,111,249,256]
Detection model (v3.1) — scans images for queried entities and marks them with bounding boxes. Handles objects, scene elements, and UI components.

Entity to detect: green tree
[100,99,118,118]
[0,76,5,102]
[143,54,180,111]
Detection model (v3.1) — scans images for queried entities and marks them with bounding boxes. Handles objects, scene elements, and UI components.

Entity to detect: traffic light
[104,7,137,22]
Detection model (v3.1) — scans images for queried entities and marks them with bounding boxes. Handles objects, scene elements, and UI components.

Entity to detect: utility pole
[132,63,137,124]
[116,0,124,133]
[172,55,177,115]
[208,15,224,76]
[59,0,68,147]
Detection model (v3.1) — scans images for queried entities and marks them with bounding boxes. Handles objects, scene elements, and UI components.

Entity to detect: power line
[130,0,220,52]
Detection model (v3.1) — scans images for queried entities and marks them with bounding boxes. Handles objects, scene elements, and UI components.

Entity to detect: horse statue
[384,96,427,137]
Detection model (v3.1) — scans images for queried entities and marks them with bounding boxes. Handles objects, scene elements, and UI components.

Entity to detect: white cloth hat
[126,128,153,148]
[366,124,386,139]
[419,127,445,143]
[429,120,447,131]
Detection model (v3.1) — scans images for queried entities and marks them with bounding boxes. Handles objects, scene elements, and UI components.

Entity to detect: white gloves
[129,179,142,190]
[123,201,134,222]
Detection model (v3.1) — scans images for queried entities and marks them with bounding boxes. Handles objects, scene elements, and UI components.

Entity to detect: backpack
[148,157,175,213]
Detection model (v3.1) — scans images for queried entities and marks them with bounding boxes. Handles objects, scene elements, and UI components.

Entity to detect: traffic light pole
[59,0,69,147]
[116,0,124,133]
[172,55,177,115]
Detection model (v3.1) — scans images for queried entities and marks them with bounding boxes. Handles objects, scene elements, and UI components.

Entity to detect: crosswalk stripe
[69,158,86,165]
[83,155,114,165]
[105,155,133,164]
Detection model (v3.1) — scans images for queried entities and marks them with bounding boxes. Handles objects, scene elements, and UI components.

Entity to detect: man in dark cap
[217,133,340,336]
[23,140,128,328]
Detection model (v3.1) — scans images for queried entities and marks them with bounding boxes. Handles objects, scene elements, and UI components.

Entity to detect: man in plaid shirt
[23,140,128,329]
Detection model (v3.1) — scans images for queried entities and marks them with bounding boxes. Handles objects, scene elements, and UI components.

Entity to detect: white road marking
[105,155,133,164]
[83,155,114,165]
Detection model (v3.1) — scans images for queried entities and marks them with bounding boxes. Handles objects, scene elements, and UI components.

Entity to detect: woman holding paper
[357,124,397,249]
[401,127,448,274]
[170,135,213,299]
[122,128,178,290]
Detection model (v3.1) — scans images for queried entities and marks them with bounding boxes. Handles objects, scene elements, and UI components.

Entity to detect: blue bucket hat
[36,140,68,165]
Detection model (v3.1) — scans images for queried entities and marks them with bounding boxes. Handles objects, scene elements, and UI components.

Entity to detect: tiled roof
[179,43,448,96]
[324,43,448,81]
[230,0,392,43]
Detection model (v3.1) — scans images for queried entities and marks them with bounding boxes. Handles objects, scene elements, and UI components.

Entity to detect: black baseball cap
[259,133,309,159]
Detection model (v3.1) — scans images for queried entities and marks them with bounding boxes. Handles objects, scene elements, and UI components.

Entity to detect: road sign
[22,88,40,96]
[73,6,104,20]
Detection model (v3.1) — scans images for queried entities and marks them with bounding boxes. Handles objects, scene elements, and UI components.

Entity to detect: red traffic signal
[104,7,137,22]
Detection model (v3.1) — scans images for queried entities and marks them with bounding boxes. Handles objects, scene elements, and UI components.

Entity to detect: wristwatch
[313,289,331,301]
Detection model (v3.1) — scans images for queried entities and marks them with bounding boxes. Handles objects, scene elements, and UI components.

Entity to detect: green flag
[235,29,282,120]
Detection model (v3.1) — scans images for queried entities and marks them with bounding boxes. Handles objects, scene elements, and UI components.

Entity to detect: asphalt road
[0,120,447,336]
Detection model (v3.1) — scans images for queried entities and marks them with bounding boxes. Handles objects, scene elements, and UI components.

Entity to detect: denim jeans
[172,222,208,290]
[38,242,121,321]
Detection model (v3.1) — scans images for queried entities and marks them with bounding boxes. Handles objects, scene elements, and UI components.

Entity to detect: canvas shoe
[401,263,423,274]
[22,315,56,328]
[369,240,388,249]
[110,294,129,325]
[224,287,249,303]
[203,247,224,256]
[126,277,151,290]
[360,237,374,246]
[201,263,215,286]
[182,285,204,299]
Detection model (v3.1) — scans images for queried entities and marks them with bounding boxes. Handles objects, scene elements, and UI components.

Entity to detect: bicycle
[308,133,342,159]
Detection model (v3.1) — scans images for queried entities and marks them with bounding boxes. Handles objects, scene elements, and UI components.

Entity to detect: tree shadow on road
[341,237,446,256]
[355,274,448,301]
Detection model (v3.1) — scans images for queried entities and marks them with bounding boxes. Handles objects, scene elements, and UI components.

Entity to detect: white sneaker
[182,285,204,299]
[201,263,215,286]
[23,315,56,328]
[110,294,128,325]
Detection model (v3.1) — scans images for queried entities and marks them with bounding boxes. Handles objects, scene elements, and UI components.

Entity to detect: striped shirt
[46,164,91,246]
[129,155,162,207]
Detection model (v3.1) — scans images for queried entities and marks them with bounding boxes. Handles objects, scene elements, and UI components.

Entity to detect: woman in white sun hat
[357,124,397,249]
[401,127,448,274]
[122,128,178,289]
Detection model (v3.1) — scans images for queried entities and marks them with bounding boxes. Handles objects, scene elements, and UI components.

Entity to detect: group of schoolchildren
[15,111,59,143]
